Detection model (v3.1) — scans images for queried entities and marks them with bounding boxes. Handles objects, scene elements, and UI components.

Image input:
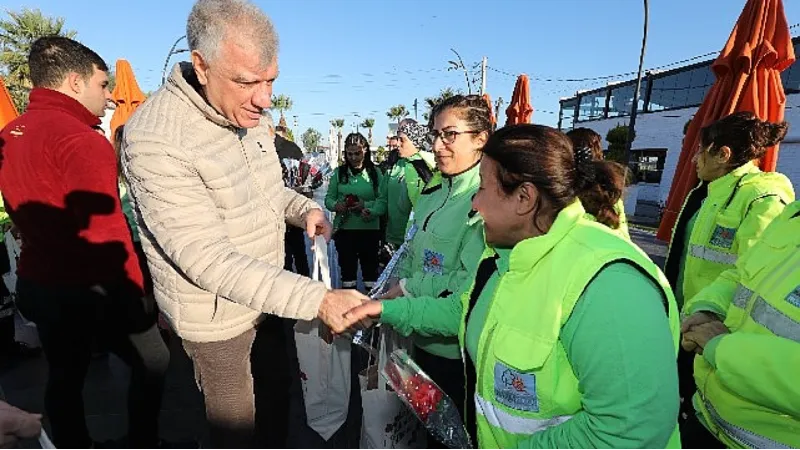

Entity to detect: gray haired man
[122,0,368,447]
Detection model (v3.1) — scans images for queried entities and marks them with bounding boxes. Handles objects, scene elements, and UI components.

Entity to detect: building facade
[558,37,800,221]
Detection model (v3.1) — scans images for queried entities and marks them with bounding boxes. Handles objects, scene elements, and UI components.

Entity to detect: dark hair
[340,132,379,194]
[28,36,108,88]
[566,128,604,161]
[700,112,789,167]
[482,124,625,231]
[683,119,693,136]
[112,125,125,177]
[428,94,493,136]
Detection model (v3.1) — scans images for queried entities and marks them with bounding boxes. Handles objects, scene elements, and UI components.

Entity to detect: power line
[488,50,719,84]
[486,21,800,84]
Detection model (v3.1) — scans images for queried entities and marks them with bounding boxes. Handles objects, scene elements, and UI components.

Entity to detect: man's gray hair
[187,0,279,66]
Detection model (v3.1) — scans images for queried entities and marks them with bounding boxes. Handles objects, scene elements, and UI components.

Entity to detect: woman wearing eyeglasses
[341,125,681,449]
[378,95,492,447]
[325,132,387,291]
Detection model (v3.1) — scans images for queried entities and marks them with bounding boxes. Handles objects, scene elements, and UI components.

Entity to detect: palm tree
[271,94,292,128]
[386,105,408,124]
[424,87,459,111]
[360,118,375,144]
[331,118,345,162]
[0,8,76,112]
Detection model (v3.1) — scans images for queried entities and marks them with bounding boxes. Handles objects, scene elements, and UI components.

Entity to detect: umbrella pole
[624,0,649,171]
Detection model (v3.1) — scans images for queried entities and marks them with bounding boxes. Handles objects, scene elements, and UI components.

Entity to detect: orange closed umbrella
[657,0,794,242]
[505,74,533,126]
[110,59,146,141]
[0,77,19,130]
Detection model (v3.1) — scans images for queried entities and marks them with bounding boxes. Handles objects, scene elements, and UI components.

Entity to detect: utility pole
[624,0,649,169]
[494,97,504,130]
[480,56,488,95]
[413,99,418,120]
[292,115,298,128]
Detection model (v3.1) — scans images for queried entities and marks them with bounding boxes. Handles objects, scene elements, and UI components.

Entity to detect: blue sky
[7,0,800,147]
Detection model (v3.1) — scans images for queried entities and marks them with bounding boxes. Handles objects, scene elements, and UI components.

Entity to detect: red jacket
[0,88,144,291]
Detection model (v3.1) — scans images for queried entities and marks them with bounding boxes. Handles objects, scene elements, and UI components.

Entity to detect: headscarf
[398,121,430,152]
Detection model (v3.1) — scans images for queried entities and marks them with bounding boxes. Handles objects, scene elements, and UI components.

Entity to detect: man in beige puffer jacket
[121,0,368,447]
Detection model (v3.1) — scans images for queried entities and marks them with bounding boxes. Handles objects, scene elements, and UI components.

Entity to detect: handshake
[316,289,385,336]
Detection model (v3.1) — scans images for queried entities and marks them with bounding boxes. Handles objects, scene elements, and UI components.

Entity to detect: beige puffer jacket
[122,62,326,343]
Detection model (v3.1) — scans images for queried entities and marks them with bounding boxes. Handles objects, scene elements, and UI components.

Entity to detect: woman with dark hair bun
[664,111,795,446]
[566,127,629,238]
[342,124,681,449]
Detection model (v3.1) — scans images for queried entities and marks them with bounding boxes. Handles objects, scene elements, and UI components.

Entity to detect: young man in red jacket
[0,37,169,448]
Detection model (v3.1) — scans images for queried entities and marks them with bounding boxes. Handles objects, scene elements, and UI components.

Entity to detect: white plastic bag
[359,329,426,449]
[2,231,39,348]
[2,231,19,294]
[294,236,352,440]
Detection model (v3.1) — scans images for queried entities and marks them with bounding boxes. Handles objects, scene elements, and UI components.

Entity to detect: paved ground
[0,228,668,448]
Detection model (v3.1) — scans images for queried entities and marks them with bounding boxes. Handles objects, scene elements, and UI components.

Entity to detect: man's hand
[0,401,42,448]
[333,202,348,214]
[361,208,372,220]
[682,321,730,354]
[318,289,370,334]
[681,311,722,333]
[305,209,332,242]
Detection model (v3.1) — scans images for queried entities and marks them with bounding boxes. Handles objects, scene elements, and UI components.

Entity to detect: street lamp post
[624,0,650,169]
[162,35,190,86]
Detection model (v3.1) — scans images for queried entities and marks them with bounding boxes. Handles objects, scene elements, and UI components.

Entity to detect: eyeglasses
[427,129,481,145]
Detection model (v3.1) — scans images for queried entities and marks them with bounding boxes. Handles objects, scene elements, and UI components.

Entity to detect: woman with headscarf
[382,119,436,248]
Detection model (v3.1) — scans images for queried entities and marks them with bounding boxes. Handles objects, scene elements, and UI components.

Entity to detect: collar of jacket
[496,200,587,273]
[707,161,759,197]
[167,62,242,130]
[441,159,481,198]
[26,88,101,128]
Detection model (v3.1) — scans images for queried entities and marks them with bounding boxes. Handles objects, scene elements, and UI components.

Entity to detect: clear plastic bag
[382,350,474,449]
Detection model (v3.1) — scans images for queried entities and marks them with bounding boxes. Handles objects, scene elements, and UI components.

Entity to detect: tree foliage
[0,8,77,112]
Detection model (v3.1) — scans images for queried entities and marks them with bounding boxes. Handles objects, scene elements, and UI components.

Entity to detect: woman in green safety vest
[566,127,630,239]
[680,200,800,449]
[377,95,492,446]
[382,120,436,248]
[663,112,795,445]
[342,124,682,449]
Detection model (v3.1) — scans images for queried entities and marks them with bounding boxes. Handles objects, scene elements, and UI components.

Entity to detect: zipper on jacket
[422,177,452,231]
[703,397,789,449]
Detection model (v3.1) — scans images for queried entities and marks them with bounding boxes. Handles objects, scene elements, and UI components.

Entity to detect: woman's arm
[521,262,679,448]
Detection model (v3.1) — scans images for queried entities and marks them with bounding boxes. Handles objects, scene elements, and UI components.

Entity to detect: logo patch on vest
[709,225,736,249]
[422,249,445,274]
[494,363,539,413]
[786,285,800,308]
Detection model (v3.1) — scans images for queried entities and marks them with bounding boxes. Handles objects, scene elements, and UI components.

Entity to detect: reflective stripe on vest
[733,284,754,309]
[730,284,800,343]
[689,244,737,265]
[475,394,573,435]
[751,297,800,344]
[704,398,790,449]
